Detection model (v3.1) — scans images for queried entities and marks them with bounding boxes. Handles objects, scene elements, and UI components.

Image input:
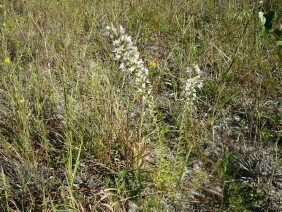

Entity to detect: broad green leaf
[264,11,276,30]
[273,28,282,39]
[276,40,282,47]
[260,27,270,37]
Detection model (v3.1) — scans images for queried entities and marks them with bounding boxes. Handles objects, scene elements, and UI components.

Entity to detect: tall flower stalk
[181,64,203,106]
[105,24,155,145]
[105,24,152,103]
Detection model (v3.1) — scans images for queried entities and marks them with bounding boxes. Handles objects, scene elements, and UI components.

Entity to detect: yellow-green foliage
[0,0,281,211]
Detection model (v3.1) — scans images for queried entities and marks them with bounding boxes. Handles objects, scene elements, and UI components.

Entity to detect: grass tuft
[0,0,281,211]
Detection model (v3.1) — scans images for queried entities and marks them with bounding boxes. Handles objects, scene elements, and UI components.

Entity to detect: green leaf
[276,40,282,47]
[260,26,270,37]
[273,28,282,39]
[118,170,126,180]
[264,11,276,30]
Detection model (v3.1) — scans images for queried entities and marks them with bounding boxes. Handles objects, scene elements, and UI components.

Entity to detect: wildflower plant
[105,23,155,133]
[105,24,153,104]
[105,24,156,169]
[148,60,157,69]
[181,64,204,106]
[4,57,10,64]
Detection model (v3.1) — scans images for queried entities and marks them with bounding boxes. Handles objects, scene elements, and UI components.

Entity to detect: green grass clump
[0,0,281,211]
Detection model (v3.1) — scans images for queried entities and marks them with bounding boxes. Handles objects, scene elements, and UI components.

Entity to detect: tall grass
[0,0,281,211]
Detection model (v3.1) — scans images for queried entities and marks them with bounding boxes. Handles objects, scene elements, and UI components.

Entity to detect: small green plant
[223,182,265,211]
[259,10,282,62]
[218,151,237,181]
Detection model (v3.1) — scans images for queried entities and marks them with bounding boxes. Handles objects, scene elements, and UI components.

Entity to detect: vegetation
[0,0,281,211]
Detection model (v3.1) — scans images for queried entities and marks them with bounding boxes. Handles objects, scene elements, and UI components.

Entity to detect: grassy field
[0,0,281,211]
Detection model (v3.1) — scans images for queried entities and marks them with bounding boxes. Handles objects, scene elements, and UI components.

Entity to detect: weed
[0,0,281,211]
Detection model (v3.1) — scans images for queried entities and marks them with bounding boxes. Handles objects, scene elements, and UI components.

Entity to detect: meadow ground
[0,0,281,211]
